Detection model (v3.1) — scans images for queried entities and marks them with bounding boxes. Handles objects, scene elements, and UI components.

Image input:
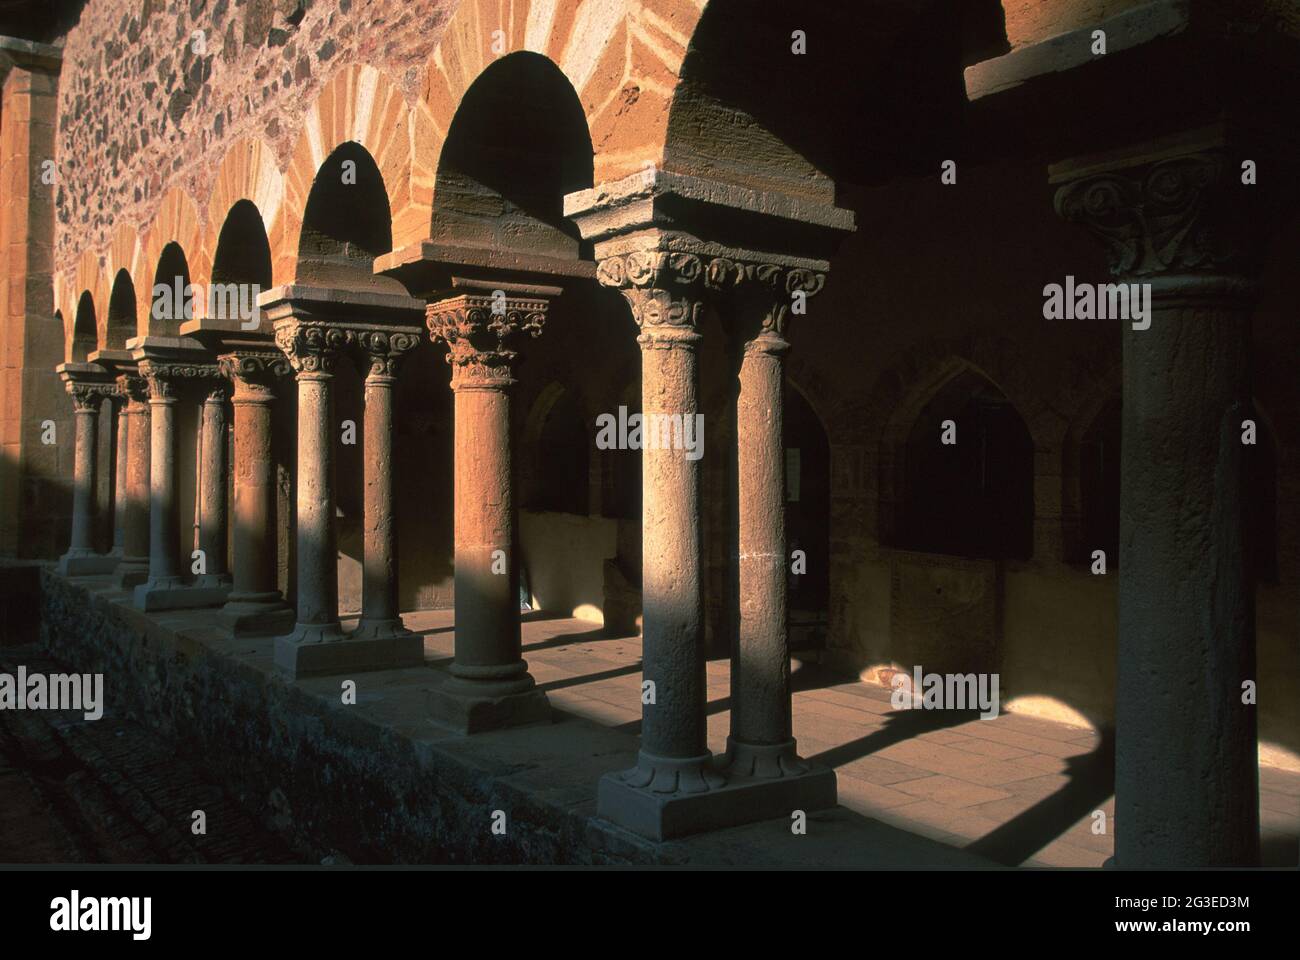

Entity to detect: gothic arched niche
[296,142,393,288]
[150,242,192,336]
[71,291,96,361]
[432,51,593,260]
[106,269,136,349]
[898,368,1034,561]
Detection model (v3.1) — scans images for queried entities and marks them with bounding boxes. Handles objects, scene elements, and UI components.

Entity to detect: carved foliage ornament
[426,295,547,384]
[274,322,350,374]
[597,251,826,334]
[117,375,150,406]
[137,359,215,400]
[218,351,291,385]
[1054,152,1257,277]
[66,381,117,412]
[354,329,422,379]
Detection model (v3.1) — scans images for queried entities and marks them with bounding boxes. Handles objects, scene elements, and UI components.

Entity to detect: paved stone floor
[400,609,1300,868]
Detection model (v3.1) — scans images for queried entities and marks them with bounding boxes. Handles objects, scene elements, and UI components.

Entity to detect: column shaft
[67,400,100,555]
[230,384,278,599]
[357,372,406,638]
[1115,276,1258,867]
[638,324,710,766]
[450,379,525,685]
[196,388,230,583]
[729,333,798,770]
[111,399,128,556]
[146,388,182,586]
[292,371,342,639]
[121,394,151,568]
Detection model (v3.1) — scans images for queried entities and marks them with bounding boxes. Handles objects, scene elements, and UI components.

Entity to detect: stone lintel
[85,348,139,380]
[564,168,855,261]
[0,35,63,75]
[375,241,594,302]
[597,763,838,842]
[258,283,426,327]
[127,334,211,365]
[963,1,1300,161]
[964,0,1192,102]
[55,361,116,388]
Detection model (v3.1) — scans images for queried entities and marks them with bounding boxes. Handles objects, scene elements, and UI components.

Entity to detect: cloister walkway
[416,610,1298,869]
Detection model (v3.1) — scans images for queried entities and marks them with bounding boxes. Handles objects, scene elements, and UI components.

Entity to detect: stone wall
[54,0,451,270]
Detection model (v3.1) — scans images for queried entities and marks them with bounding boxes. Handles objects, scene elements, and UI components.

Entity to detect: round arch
[105,269,137,350]
[70,292,96,362]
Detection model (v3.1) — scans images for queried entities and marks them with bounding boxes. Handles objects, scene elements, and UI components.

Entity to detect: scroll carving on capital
[274,321,350,375]
[1054,151,1258,277]
[425,295,547,386]
[66,382,113,412]
[137,359,209,400]
[354,329,423,380]
[711,259,827,340]
[597,252,707,330]
[117,375,150,408]
[219,351,290,403]
[597,251,825,337]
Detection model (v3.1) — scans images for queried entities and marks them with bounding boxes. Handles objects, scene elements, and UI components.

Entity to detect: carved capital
[711,259,825,340]
[274,321,349,375]
[354,328,423,381]
[136,359,206,401]
[116,374,150,410]
[1054,150,1260,277]
[598,252,707,330]
[67,382,111,412]
[598,251,824,338]
[426,295,547,388]
[218,350,290,402]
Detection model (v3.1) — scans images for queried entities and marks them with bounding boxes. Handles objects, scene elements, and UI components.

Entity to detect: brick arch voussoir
[282,63,418,275]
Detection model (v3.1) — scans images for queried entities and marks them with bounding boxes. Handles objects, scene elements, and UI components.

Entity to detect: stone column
[57,385,104,574]
[276,324,346,649]
[597,252,723,796]
[354,331,420,641]
[718,266,832,780]
[425,291,551,731]
[193,380,232,591]
[110,394,128,558]
[116,375,152,588]
[217,352,293,636]
[1055,147,1262,867]
[133,361,185,604]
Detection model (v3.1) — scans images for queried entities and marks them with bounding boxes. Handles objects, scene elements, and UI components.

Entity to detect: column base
[133,579,230,611]
[596,750,836,841]
[58,551,118,577]
[722,736,810,779]
[428,673,550,734]
[352,617,412,642]
[114,557,150,590]
[218,595,295,638]
[192,573,233,591]
[274,623,424,680]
